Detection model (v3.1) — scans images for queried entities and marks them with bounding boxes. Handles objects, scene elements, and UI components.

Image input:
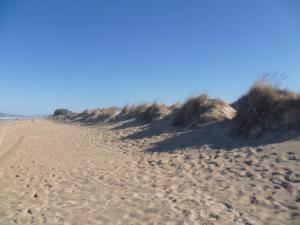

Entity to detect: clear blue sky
[0,0,299,115]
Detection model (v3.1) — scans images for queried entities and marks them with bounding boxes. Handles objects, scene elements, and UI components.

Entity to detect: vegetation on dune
[117,102,173,123]
[138,102,172,123]
[53,76,300,139]
[119,103,149,119]
[94,108,120,122]
[169,102,182,111]
[232,79,300,137]
[72,107,119,123]
[173,94,236,128]
[53,108,73,118]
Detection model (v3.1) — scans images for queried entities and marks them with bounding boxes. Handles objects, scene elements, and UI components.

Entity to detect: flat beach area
[0,119,299,225]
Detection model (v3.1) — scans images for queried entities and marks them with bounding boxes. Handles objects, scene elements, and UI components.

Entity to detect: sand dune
[0,119,299,225]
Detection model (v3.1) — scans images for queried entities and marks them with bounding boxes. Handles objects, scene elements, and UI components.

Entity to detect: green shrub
[53,108,73,117]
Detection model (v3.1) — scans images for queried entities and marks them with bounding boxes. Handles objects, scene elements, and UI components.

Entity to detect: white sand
[0,120,299,225]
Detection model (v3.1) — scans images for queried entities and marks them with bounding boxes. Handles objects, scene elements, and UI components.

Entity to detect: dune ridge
[56,79,300,139]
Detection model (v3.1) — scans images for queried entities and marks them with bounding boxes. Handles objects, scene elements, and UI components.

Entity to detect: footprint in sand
[250,196,259,204]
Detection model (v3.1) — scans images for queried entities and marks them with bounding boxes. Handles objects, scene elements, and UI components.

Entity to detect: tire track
[0,128,6,147]
[0,134,25,162]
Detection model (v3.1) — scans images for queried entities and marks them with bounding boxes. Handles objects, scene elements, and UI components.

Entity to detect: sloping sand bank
[0,120,299,225]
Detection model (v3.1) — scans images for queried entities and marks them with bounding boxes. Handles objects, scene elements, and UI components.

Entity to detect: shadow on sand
[111,118,145,130]
[52,117,300,153]
[121,120,300,152]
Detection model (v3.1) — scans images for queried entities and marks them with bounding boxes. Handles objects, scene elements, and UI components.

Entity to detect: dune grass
[72,107,119,123]
[119,103,172,123]
[173,94,235,128]
[95,108,120,122]
[120,104,149,119]
[232,79,300,136]
[138,102,172,123]
[54,77,300,138]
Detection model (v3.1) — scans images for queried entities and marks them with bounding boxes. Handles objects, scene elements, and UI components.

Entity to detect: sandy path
[0,120,299,225]
[0,127,5,146]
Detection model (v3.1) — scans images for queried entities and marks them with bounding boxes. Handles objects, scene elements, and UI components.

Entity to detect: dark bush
[53,108,73,117]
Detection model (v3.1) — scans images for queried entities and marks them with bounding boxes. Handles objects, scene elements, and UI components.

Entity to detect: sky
[0,0,299,115]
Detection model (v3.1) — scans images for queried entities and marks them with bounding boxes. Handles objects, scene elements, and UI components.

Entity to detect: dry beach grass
[232,80,300,137]
[173,95,236,128]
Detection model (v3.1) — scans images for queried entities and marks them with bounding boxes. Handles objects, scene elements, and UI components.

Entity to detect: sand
[0,119,299,225]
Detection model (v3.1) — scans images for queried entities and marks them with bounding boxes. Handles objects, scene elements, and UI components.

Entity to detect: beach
[0,119,299,225]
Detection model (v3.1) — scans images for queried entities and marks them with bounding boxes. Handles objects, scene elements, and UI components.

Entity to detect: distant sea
[0,116,44,122]
[0,117,23,122]
[0,117,19,120]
